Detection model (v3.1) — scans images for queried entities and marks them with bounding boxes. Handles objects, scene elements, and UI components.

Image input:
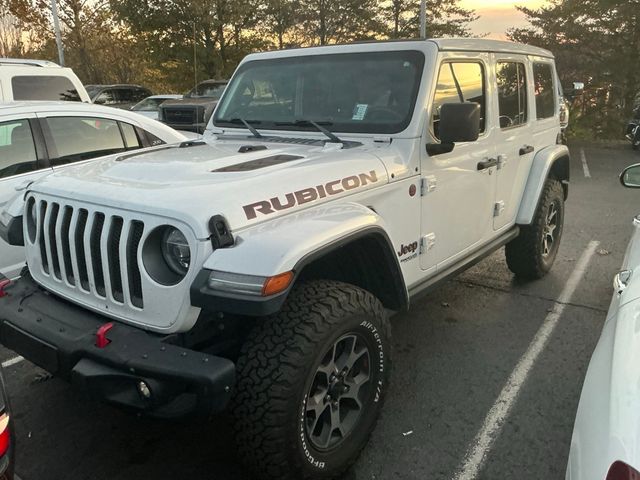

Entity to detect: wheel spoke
[330,404,344,438]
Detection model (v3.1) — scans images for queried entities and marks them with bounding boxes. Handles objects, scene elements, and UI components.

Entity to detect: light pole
[419,0,427,39]
[50,0,65,66]
[193,21,198,90]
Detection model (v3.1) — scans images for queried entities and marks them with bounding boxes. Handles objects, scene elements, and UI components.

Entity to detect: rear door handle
[477,158,498,171]
[519,145,534,156]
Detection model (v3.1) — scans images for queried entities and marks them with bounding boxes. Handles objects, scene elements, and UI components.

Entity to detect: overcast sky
[460,0,547,39]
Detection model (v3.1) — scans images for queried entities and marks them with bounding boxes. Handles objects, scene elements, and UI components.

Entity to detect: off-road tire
[232,280,392,480]
[633,128,640,150]
[505,177,564,279]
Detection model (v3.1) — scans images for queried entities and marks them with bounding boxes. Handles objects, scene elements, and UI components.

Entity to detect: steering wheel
[365,107,404,122]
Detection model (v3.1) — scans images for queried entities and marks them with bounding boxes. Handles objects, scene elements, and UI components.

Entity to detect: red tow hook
[0,278,10,298]
[95,322,114,348]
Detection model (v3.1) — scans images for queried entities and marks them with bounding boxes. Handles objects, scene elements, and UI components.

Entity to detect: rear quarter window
[533,63,556,119]
[11,75,81,101]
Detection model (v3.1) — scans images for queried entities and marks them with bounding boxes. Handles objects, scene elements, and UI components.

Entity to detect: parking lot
[1,140,637,480]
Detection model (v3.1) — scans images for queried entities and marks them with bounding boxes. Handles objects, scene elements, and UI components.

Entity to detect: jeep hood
[30,140,389,239]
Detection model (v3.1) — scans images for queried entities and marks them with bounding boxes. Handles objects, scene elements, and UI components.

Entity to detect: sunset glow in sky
[460,0,548,39]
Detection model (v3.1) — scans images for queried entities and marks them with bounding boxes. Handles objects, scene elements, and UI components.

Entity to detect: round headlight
[161,228,190,275]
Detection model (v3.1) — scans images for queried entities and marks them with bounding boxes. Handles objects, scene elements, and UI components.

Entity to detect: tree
[380,0,477,39]
[298,0,383,46]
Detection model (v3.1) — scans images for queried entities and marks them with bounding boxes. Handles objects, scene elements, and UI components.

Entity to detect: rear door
[492,56,534,231]
[0,114,51,278]
[420,53,498,272]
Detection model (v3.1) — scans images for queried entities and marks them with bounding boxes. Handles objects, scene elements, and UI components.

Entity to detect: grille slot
[89,213,106,297]
[127,221,144,308]
[38,201,48,274]
[30,198,146,309]
[60,206,73,284]
[107,217,124,303]
[75,209,89,291]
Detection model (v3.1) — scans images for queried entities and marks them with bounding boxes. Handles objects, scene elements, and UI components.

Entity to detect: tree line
[0,0,476,93]
[508,0,640,137]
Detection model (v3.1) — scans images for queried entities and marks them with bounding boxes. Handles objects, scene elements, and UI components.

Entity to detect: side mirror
[427,103,480,156]
[439,103,480,144]
[573,82,585,92]
[620,164,640,188]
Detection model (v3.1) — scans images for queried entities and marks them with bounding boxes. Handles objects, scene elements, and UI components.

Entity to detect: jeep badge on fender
[0,38,568,480]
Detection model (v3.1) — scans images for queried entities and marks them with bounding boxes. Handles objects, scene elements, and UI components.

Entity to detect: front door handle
[519,145,534,156]
[477,158,498,171]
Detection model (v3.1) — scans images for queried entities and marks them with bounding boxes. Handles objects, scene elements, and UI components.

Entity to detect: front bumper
[0,274,235,418]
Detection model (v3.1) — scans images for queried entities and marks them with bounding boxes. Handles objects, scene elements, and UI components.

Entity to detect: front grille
[163,107,198,125]
[32,198,144,308]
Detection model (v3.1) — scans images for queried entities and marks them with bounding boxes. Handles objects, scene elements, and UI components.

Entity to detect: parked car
[566,163,640,480]
[0,59,89,103]
[131,94,183,120]
[0,39,569,480]
[0,101,190,279]
[159,79,227,133]
[86,84,152,110]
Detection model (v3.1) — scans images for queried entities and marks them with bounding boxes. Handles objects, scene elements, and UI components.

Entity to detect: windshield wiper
[275,119,342,144]
[217,118,263,139]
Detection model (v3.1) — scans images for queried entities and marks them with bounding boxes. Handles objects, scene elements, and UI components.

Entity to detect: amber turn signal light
[262,271,294,296]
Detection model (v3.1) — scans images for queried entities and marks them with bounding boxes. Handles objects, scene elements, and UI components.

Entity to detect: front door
[420,53,497,271]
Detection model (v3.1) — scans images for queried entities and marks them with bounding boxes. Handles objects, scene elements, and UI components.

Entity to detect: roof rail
[0,58,61,68]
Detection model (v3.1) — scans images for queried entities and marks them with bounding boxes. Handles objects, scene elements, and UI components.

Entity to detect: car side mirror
[427,103,480,156]
[620,164,640,188]
[573,82,585,92]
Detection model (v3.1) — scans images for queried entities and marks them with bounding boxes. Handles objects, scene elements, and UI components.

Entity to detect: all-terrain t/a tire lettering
[232,280,392,480]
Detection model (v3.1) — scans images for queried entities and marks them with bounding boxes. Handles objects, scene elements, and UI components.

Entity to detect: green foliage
[2,0,476,93]
[508,0,640,139]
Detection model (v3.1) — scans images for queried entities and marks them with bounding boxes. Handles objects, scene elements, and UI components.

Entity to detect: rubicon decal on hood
[243,170,380,220]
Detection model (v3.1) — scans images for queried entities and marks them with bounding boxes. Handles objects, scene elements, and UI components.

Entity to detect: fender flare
[194,202,408,315]
[516,144,570,225]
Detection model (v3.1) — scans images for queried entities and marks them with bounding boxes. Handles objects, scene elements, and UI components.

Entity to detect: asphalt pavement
[2,141,638,480]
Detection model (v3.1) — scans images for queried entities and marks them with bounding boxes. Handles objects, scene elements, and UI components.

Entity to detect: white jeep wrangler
[0,39,569,479]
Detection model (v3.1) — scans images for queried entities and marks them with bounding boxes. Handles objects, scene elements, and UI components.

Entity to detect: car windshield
[132,98,166,111]
[214,50,425,135]
[188,83,226,99]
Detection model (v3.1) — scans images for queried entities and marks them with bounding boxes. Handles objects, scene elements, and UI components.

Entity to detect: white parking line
[1,356,23,368]
[453,240,600,480]
[580,148,591,178]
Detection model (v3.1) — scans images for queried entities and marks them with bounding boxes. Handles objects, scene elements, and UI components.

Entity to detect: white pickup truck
[0,39,569,480]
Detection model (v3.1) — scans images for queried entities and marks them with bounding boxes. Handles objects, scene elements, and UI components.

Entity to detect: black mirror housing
[439,103,481,144]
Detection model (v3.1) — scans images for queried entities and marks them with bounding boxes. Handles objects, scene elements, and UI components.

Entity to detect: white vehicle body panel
[0,102,188,279]
[567,218,640,479]
[0,64,90,102]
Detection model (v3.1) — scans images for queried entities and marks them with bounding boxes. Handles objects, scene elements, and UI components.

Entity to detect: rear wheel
[232,280,391,480]
[505,177,564,279]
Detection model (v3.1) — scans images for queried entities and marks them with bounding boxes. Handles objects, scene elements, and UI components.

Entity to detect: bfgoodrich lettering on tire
[232,280,392,480]
[506,177,565,279]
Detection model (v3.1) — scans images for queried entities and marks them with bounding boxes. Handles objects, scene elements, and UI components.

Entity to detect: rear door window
[44,117,127,165]
[0,119,38,178]
[533,63,556,119]
[496,62,528,128]
[11,75,81,101]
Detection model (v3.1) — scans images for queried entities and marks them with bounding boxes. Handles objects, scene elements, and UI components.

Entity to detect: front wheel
[232,280,392,480]
[505,177,565,279]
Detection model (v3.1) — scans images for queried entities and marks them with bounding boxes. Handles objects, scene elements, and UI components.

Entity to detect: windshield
[214,50,425,135]
[132,97,166,111]
[188,83,227,99]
